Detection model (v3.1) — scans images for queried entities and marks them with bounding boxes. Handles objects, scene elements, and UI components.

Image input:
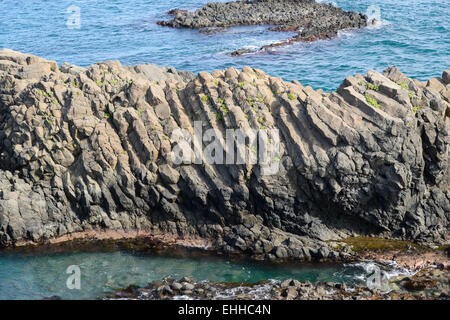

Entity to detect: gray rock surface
[0,49,448,260]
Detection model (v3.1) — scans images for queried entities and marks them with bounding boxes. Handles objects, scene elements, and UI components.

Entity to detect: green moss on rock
[340,236,427,252]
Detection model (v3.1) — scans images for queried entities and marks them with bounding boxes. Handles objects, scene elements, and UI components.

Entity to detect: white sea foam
[344,260,417,292]
[316,0,338,6]
[173,295,194,300]
[212,279,278,300]
[337,29,357,39]
[367,18,392,30]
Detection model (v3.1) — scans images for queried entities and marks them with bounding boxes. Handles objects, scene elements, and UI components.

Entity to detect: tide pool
[0,250,400,300]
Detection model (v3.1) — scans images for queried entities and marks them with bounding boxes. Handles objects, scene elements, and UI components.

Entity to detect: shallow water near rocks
[0,0,448,91]
[0,249,408,300]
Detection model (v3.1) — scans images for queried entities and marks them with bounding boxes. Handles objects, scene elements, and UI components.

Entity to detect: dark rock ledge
[0,49,449,264]
[157,0,369,55]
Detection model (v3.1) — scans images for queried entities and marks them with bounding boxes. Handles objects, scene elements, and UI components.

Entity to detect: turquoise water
[0,0,448,90]
[0,250,378,300]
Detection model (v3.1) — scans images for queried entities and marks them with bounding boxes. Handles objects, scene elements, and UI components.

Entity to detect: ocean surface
[0,250,407,300]
[0,0,448,91]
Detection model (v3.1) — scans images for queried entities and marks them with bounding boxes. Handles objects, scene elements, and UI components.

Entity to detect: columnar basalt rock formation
[0,49,448,260]
[158,0,368,55]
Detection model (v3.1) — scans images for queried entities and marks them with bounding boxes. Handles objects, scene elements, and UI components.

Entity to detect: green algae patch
[339,237,427,252]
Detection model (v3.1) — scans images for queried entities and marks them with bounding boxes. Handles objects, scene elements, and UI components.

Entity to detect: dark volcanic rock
[0,49,449,260]
[158,0,368,54]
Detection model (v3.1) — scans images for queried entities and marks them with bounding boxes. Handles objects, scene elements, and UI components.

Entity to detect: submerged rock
[158,0,368,54]
[0,49,448,262]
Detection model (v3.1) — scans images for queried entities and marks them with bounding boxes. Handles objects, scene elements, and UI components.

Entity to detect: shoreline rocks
[10,235,446,300]
[107,268,450,300]
[0,49,449,264]
[158,0,369,55]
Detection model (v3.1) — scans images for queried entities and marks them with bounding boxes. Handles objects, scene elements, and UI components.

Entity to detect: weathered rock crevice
[0,49,448,261]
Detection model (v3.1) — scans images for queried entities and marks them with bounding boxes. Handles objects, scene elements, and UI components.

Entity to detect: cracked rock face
[0,49,448,260]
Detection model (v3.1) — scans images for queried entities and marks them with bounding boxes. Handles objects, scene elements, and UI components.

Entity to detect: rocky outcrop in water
[158,0,368,55]
[0,49,449,260]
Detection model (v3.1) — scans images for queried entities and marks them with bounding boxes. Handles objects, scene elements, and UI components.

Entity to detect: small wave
[213,280,277,300]
[221,38,291,56]
[336,19,391,40]
[343,260,416,292]
[337,29,358,39]
[316,0,338,6]
[367,19,392,30]
[173,295,194,300]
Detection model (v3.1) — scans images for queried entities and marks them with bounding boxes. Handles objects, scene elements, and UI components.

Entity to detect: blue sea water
[0,0,448,91]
